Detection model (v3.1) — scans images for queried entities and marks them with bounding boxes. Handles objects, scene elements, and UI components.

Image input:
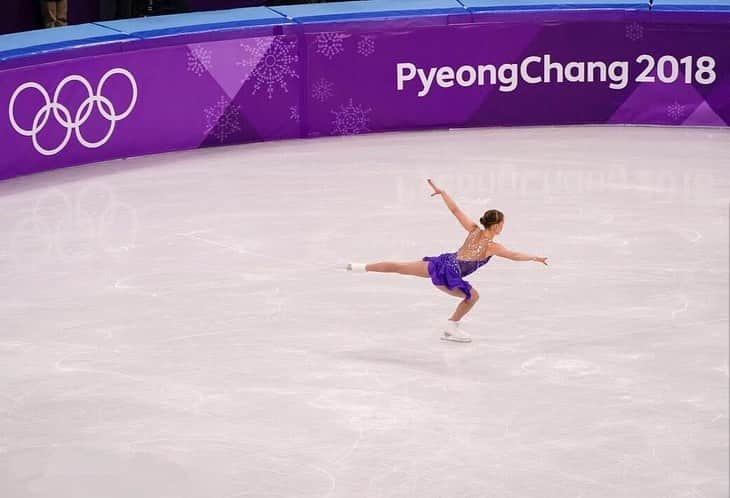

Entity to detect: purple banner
[1,10,728,180]
[304,11,730,134]
[1,35,301,179]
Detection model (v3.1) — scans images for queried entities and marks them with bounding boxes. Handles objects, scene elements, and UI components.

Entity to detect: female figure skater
[347,179,548,342]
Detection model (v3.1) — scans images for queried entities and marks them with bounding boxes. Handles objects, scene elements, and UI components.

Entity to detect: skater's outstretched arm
[491,242,548,265]
[427,179,478,232]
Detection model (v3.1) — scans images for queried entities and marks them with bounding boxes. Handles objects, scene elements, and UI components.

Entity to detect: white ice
[0,126,728,498]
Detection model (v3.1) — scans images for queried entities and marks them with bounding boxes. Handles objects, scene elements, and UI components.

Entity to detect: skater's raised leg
[348,260,430,277]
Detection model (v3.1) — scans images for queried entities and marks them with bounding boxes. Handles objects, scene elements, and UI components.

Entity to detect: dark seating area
[2,0,353,35]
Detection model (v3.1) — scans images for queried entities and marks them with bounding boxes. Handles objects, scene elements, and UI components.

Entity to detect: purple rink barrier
[1,10,729,181]
[303,10,730,135]
[1,34,301,179]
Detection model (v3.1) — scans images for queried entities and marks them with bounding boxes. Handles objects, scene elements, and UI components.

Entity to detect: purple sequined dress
[422,252,492,300]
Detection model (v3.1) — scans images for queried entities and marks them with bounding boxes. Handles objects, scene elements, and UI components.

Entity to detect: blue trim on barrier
[0,24,129,61]
[271,0,466,23]
[0,0,723,59]
[461,0,649,11]
[96,7,290,39]
[652,0,730,10]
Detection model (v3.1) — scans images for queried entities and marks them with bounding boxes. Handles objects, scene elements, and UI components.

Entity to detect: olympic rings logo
[8,68,137,156]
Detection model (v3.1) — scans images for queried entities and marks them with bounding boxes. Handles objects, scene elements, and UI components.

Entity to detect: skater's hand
[534,257,548,265]
[427,179,443,197]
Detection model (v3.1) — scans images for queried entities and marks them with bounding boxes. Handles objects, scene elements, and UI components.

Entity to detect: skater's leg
[436,286,480,321]
[435,286,480,342]
[365,260,430,278]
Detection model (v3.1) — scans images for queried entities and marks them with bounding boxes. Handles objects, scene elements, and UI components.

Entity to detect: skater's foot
[441,320,472,343]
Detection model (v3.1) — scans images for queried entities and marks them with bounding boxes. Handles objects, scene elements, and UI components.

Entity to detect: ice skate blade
[440,333,472,343]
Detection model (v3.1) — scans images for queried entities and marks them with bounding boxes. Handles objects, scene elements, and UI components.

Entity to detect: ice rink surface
[0,126,728,498]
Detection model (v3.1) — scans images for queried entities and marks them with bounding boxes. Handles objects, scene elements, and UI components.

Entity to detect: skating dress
[422,230,493,301]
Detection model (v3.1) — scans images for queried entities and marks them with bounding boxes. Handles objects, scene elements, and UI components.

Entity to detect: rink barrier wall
[1,0,729,180]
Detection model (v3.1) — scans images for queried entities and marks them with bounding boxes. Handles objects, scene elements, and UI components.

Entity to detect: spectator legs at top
[40,0,68,28]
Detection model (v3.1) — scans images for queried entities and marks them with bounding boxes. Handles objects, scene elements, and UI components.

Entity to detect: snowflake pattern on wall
[667,102,685,121]
[312,78,334,103]
[236,37,299,99]
[625,22,644,42]
[315,32,347,60]
[357,36,376,57]
[331,99,371,136]
[289,105,300,123]
[204,96,241,143]
[187,45,213,76]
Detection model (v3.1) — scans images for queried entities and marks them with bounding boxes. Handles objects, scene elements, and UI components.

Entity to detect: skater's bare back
[456,228,493,261]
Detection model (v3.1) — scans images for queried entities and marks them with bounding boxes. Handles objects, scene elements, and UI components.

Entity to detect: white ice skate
[345,263,367,273]
[440,320,472,343]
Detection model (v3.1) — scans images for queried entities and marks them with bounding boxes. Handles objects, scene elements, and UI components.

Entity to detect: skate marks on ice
[519,355,602,382]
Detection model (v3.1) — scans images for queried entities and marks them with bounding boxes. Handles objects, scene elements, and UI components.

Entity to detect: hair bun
[480,209,504,229]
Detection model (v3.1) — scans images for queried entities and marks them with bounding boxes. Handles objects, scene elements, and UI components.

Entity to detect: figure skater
[346,179,548,342]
